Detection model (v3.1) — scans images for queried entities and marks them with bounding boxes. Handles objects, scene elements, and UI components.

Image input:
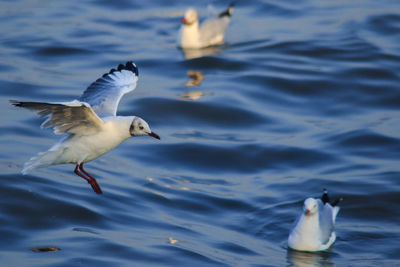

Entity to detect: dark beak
[182,18,188,24]
[148,132,160,140]
[305,209,310,215]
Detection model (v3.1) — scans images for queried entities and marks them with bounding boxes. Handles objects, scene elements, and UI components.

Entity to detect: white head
[303,198,318,216]
[130,117,160,139]
[182,8,198,25]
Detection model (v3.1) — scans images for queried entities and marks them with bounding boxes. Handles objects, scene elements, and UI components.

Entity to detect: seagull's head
[130,117,160,140]
[182,8,198,25]
[303,198,318,216]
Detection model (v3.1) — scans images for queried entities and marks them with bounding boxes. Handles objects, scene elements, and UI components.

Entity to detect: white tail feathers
[22,150,61,174]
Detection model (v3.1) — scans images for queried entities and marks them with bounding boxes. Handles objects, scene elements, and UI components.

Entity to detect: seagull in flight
[11,61,160,194]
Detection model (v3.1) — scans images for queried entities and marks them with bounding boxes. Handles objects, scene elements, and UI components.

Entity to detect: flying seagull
[11,61,160,194]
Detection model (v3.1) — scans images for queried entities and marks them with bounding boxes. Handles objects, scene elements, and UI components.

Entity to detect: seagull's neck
[103,116,134,141]
[179,21,200,48]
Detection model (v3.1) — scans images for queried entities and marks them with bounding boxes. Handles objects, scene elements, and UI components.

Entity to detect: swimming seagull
[288,189,342,252]
[11,61,160,194]
[178,3,234,49]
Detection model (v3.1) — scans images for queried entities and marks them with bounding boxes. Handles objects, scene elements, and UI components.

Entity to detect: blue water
[1,0,400,266]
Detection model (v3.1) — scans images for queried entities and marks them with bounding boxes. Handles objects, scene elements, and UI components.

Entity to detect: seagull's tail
[22,150,62,174]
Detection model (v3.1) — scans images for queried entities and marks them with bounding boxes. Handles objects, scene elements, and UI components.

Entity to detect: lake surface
[1,0,400,266]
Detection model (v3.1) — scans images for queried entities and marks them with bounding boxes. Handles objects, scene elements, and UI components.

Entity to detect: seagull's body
[178,4,234,49]
[288,189,342,252]
[25,116,133,169]
[11,62,160,194]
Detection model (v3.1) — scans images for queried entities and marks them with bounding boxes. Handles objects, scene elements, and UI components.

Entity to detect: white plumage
[79,64,138,117]
[11,62,160,194]
[288,189,342,252]
[178,4,234,49]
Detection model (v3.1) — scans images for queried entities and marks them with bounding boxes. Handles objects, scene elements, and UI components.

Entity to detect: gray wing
[79,61,139,117]
[318,200,335,245]
[11,100,103,135]
[199,4,233,45]
[199,16,230,45]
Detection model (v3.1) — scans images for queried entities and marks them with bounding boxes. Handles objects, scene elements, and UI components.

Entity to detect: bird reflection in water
[180,70,212,100]
[286,249,334,267]
[180,91,212,101]
[185,71,204,87]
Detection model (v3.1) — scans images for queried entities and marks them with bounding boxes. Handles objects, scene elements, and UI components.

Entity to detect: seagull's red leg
[79,163,103,194]
[74,164,90,183]
[73,164,102,194]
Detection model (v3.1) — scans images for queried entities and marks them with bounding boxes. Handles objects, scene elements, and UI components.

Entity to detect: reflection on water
[180,90,211,101]
[146,176,190,193]
[180,46,222,59]
[185,71,204,87]
[286,249,334,267]
[168,237,178,244]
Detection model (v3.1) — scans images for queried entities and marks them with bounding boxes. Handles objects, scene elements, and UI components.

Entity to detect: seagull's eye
[139,126,144,130]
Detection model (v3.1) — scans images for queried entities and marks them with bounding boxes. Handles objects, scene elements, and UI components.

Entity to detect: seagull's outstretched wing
[79,61,139,117]
[11,100,103,135]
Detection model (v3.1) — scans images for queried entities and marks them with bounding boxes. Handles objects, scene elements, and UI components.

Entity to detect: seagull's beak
[305,209,310,215]
[148,132,160,140]
[182,18,188,24]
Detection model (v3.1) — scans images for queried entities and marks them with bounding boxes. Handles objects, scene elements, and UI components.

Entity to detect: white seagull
[178,3,234,49]
[11,61,160,194]
[288,189,342,252]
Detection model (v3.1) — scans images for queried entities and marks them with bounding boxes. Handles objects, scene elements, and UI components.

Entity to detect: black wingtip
[218,3,234,18]
[125,61,139,76]
[331,197,343,207]
[10,100,22,107]
[103,61,139,77]
[321,188,330,204]
[321,188,342,206]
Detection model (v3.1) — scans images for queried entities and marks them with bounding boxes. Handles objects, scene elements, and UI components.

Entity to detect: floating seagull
[11,61,160,194]
[288,189,342,252]
[178,3,234,49]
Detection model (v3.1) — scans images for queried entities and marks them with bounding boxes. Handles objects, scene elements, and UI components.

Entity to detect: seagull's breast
[179,23,201,48]
[61,116,132,163]
[288,214,322,251]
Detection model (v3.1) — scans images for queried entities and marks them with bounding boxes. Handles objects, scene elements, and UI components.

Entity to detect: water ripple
[1,0,400,266]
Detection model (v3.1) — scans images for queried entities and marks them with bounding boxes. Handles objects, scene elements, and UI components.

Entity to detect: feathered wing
[79,61,139,117]
[332,206,340,223]
[199,18,228,45]
[318,200,336,245]
[199,4,233,46]
[10,100,104,135]
[11,100,105,173]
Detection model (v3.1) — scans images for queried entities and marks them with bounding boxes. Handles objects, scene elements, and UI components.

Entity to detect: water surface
[1,0,400,266]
